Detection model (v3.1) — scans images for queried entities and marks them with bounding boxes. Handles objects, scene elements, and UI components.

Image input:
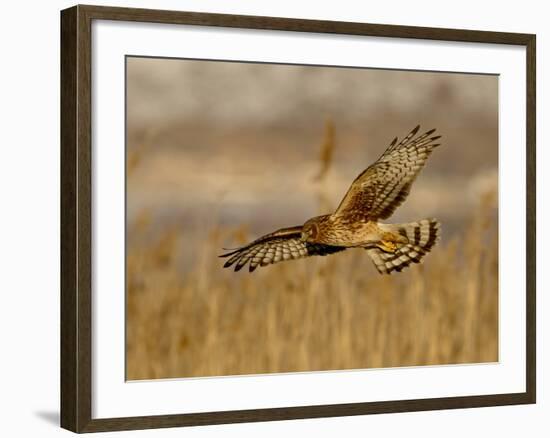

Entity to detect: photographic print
[60,6,535,431]
[125,57,498,380]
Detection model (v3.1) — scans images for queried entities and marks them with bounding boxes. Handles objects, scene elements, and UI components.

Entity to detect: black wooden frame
[60,4,536,433]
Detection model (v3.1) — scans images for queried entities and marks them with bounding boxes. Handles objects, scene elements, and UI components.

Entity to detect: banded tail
[367,219,441,275]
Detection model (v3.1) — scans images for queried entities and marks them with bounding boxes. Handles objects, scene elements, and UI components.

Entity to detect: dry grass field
[126,191,498,380]
[126,127,498,381]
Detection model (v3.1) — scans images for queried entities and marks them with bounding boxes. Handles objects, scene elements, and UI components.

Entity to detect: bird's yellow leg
[376,232,406,253]
[376,240,398,253]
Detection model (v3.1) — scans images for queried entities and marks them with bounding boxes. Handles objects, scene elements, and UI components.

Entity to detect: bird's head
[301,220,319,242]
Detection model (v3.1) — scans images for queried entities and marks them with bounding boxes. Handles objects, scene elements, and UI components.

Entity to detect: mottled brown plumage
[221,125,442,274]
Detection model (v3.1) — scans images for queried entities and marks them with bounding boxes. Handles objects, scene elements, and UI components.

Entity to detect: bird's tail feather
[367,218,441,274]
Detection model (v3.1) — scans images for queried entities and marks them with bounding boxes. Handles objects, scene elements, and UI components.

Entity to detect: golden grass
[126,118,498,380]
[126,191,498,380]
[314,118,336,181]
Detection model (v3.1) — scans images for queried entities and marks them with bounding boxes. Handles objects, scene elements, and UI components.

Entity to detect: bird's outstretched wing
[334,125,441,220]
[220,226,345,272]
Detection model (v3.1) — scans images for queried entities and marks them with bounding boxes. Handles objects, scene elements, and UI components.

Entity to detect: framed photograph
[60,4,536,433]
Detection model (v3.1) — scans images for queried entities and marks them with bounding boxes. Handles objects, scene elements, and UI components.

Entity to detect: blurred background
[126,57,498,380]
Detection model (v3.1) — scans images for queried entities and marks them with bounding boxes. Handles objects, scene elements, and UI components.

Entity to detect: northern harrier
[221,125,441,274]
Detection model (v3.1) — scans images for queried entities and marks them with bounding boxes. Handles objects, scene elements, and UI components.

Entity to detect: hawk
[221,125,441,274]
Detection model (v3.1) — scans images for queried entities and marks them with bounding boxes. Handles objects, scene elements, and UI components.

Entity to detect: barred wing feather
[220,226,345,272]
[334,125,441,220]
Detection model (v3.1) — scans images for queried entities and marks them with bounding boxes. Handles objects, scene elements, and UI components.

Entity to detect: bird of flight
[220,125,441,274]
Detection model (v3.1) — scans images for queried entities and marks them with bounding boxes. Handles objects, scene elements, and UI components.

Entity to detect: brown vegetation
[126,133,498,380]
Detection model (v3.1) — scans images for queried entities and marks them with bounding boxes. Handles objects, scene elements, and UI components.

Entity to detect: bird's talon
[377,240,397,253]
